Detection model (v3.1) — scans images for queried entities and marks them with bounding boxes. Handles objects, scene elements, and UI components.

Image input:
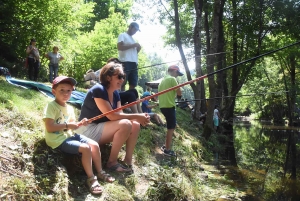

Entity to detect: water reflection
[234,120,300,200]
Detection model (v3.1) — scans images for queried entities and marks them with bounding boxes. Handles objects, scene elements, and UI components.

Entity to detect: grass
[0,76,249,201]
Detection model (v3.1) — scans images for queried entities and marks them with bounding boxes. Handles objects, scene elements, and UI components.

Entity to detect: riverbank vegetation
[0,76,248,200]
[1,0,300,200]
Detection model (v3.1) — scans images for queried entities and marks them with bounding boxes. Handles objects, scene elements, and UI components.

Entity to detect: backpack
[0,67,10,76]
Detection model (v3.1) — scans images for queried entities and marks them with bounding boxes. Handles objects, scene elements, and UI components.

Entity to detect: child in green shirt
[43,76,114,195]
[158,65,183,157]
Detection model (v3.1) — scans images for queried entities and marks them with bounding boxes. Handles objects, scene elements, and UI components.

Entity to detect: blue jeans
[122,62,138,87]
[49,63,59,83]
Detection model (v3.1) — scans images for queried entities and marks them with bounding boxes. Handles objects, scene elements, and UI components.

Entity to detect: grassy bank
[0,76,247,201]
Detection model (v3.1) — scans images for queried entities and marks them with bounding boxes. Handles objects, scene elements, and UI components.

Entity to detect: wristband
[64,122,68,131]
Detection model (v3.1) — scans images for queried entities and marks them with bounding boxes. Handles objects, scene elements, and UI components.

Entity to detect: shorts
[160,107,176,129]
[213,118,219,126]
[58,133,91,155]
[75,122,106,143]
[119,89,138,105]
[122,62,138,87]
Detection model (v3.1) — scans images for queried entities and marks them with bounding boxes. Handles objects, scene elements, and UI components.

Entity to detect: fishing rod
[124,52,228,74]
[81,41,300,124]
[175,91,290,103]
[138,51,232,70]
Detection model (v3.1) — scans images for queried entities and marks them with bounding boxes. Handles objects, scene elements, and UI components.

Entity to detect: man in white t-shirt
[117,22,141,91]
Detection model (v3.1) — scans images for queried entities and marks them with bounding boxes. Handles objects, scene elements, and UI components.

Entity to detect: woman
[45,46,64,83]
[77,62,150,172]
[26,38,40,81]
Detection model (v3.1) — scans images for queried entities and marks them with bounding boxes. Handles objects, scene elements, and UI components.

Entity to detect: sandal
[119,161,133,169]
[107,163,131,173]
[86,176,103,195]
[97,170,115,183]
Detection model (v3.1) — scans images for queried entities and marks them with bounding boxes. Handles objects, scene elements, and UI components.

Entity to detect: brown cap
[52,76,77,88]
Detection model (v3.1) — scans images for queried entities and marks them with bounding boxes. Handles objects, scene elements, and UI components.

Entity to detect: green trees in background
[135,0,300,130]
[0,0,153,85]
[1,0,300,125]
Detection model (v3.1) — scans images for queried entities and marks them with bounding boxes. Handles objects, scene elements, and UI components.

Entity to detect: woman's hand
[135,113,150,126]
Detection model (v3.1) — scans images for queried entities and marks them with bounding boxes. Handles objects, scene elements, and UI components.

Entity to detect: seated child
[43,76,115,195]
[141,92,165,126]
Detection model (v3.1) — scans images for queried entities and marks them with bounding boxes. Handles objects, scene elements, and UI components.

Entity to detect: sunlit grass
[1,76,272,201]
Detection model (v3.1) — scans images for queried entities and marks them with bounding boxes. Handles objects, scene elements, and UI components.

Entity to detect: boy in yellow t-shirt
[158,65,183,157]
[43,76,114,195]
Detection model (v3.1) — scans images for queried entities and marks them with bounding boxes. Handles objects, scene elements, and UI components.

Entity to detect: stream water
[233,120,300,200]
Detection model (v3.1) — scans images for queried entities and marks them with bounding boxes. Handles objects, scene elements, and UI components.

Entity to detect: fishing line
[79,41,300,125]
[175,91,290,103]
[124,50,233,73]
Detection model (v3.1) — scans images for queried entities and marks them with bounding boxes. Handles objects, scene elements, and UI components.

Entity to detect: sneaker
[163,149,176,157]
[160,145,166,152]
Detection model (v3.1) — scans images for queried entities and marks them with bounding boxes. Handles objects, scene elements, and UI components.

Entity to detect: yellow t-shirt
[158,75,178,108]
[43,101,75,149]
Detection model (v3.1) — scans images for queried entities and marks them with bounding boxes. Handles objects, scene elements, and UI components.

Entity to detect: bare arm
[44,118,68,133]
[94,98,150,125]
[176,88,182,96]
[146,103,158,109]
[44,118,88,133]
[137,45,141,53]
[26,46,34,55]
[117,41,140,51]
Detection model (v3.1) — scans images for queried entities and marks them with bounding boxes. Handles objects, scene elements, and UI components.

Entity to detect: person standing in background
[26,38,40,81]
[117,22,141,91]
[213,105,221,131]
[45,46,64,83]
[158,65,183,157]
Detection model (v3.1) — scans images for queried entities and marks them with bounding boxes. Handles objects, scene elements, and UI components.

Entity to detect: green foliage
[0,0,135,83]
[83,0,133,31]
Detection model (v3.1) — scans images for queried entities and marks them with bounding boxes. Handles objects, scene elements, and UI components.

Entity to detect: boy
[158,65,183,157]
[43,76,114,195]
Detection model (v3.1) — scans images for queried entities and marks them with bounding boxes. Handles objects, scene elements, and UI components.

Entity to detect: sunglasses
[114,73,125,80]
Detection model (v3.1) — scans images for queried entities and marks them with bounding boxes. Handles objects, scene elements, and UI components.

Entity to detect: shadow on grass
[32,138,91,200]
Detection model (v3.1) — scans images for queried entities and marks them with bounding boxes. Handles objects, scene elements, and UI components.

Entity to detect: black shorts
[160,107,176,129]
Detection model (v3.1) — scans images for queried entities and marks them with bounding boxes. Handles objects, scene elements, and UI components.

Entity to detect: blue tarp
[5,76,86,108]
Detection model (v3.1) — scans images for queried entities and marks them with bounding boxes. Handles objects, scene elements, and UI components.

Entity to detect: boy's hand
[67,122,80,130]
[78,118,89,126]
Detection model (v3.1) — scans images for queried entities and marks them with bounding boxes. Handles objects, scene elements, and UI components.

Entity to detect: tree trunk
[172,0,198,114]
[193,0,206,117]
[202,0,224,139]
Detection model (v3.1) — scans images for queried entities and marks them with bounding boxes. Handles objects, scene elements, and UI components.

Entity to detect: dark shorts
[119,89,139,105]
[122,62,138,87]
[160,107,176,129]
[57,133,91,155]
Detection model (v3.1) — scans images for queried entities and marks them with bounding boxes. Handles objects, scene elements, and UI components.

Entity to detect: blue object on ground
[5,76,86,108]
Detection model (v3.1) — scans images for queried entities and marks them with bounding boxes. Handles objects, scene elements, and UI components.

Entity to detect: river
[232,120,300,200]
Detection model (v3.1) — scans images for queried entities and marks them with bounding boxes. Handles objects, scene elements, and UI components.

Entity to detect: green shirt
[43,101,75,149]
[158,75,178,108]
